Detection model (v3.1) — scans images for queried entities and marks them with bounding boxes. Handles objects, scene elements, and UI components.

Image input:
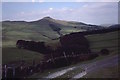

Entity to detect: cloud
[3,2,118,25]
[21,12,25,15]
[32,0,35,2]
[48,3,118,24]
[39,0,44,2]
[49,8,53,10]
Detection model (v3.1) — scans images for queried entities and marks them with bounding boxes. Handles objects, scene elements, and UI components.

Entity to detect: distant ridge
[74,25,120,35]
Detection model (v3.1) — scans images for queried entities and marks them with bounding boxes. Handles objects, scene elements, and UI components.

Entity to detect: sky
[2,2,119,25]
[1,0,119,2]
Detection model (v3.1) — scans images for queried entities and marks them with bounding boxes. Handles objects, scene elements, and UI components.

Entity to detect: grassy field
[2,18,87,47]
[86,30,119,52]
[2,47,44,64]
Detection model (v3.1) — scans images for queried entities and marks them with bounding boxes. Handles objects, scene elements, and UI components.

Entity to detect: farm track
[72,54,118,78]
[43,54,118,79]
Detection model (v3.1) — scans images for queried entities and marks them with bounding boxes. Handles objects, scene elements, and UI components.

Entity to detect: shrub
[100,49,110,55]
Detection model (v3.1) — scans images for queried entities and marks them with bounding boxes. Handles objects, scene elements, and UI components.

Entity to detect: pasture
[2,47,43,65]
[86,30,119,52]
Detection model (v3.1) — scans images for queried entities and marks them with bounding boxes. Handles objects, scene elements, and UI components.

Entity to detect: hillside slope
[2,17,104,47]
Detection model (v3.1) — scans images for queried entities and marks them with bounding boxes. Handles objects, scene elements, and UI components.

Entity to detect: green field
[2,47,44,64]
[86,30,119,52]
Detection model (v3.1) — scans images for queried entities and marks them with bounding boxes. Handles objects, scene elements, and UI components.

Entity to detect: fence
[2,51,98,79]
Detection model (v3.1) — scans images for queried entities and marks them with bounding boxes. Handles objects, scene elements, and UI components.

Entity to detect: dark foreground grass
[2,47,44,64]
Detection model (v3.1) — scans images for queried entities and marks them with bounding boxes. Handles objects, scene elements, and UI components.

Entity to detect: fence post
[72,52,75,62]
[63,52,69,64]
[51,53,55,64]
[32,59,35,67]
[4,65,7,78]
[13,67,15,78]
[72,52,75,57]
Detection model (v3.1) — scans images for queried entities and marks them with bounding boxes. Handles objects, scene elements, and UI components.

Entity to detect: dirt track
[43,55,118,79]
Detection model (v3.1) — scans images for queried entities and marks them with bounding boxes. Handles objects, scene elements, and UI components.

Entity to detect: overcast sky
[2,2,118,25]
